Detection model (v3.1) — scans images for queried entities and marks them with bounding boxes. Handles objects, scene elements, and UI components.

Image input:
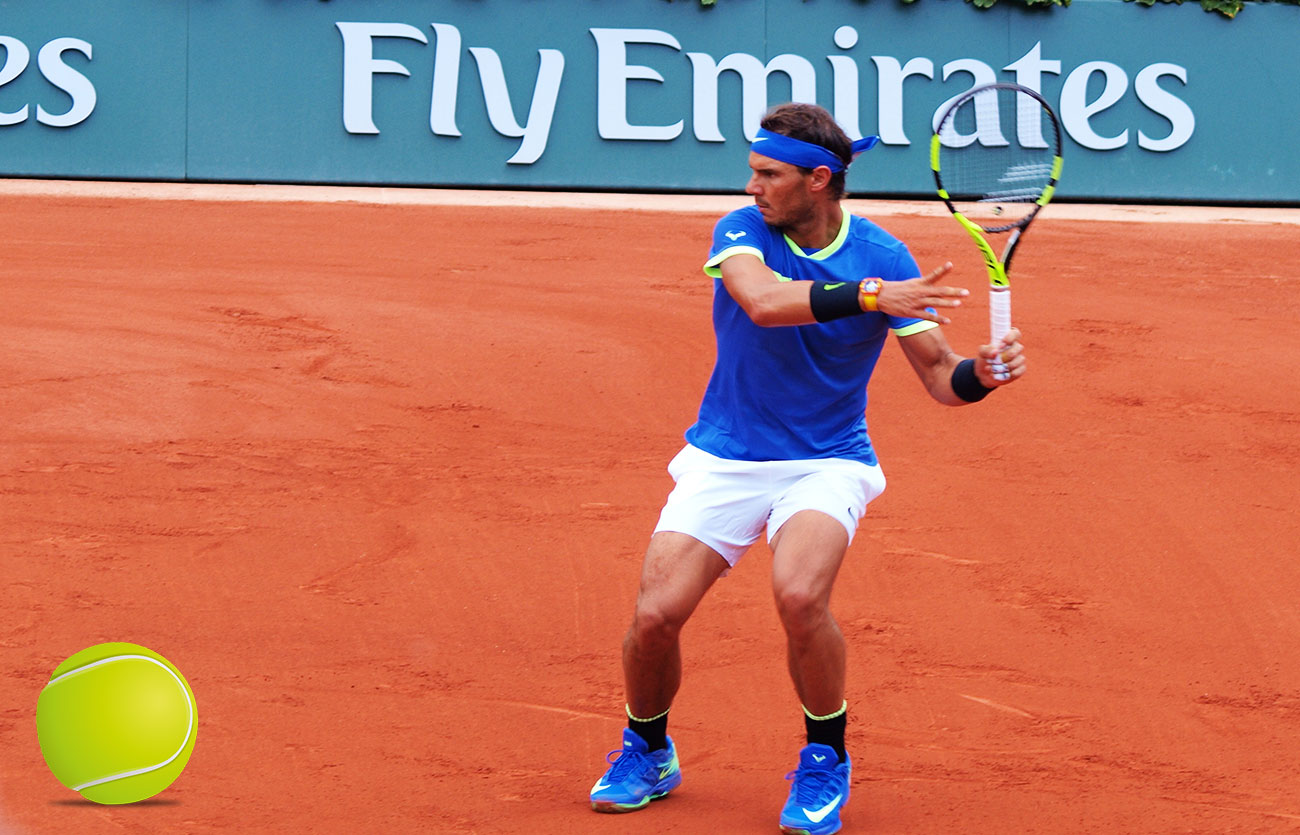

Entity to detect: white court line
[1,178,1297,225]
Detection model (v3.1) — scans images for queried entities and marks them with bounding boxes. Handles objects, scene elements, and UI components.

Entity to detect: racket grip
[989,287,1011,382]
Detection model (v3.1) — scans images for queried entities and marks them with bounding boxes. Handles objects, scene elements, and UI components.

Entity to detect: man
[589,102,1025,835]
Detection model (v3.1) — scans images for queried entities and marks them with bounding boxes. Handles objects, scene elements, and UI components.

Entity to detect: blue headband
[750,128,880,173]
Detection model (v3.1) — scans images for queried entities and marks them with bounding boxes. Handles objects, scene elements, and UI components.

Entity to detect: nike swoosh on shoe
[803,794,843,824]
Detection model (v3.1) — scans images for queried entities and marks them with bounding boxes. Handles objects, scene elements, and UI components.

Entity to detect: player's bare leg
[770,510,854,834]
[591,532,727,813]
[623,531,729,717]
[770,510,850,715]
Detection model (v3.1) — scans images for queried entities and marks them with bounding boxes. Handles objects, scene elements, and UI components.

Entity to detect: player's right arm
[897,325,1026,405]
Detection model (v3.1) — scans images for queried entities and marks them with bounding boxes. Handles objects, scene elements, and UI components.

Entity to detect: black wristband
[951,358,994,403]
[809,281,864,322]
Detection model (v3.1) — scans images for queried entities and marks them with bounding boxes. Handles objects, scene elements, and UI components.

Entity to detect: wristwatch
[858,278,881,312]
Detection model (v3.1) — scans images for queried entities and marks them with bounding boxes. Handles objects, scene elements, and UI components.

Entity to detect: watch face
[864,280,880,294]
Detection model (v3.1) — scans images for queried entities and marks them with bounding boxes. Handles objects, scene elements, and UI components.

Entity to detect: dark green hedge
[692,0,1297,18]
[1119,0,1298,17]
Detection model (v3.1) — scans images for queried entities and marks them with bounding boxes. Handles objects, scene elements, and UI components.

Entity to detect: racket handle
[989,287,1011,382]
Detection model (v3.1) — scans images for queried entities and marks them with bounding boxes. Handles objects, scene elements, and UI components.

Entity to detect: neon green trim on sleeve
[703,244,765,278]
[890,320,940,337]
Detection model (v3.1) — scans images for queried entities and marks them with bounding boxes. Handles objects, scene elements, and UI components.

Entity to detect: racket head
[931,83,1063,234]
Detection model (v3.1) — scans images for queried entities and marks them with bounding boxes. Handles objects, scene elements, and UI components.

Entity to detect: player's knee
[628,598,689,652]
[773,584,830,639]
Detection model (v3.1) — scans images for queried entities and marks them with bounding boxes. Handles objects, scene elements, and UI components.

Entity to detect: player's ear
[808,165,833,194]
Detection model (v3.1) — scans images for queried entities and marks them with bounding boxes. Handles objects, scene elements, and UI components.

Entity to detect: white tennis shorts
[653,444,886,566]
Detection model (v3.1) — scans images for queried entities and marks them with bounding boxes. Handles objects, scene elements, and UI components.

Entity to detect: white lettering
[765,55,818,115]
[0,36,30,125]
[1061,60,1129,150]
[827,54,861,140]
[468,47,564,164]
[688,51,817,142]
[590,28,682,141]
[1135,63,1194,152]
[1004,42,1060,148]
[686,53,726,142]
[828,26,862,140]
[429,23,462,137]
[36,38,95,127]
[1003,42,1061,93]
[336,22,427,135]
[326,22,1197,165]
[871,55,933,146]
[933,59,1001,144]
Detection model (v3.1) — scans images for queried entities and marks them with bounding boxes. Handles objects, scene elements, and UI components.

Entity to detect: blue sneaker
[590,727,681,813]
[779,743,851,835]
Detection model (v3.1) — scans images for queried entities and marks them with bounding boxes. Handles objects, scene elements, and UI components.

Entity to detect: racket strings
[938,88,1057,228]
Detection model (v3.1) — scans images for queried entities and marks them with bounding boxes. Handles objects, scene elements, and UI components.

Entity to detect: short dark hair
[759,103,852,199]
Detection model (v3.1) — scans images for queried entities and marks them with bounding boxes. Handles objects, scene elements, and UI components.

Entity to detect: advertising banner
[0,0,1294,203]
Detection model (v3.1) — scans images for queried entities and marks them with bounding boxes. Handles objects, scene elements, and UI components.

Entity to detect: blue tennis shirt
[684,205,936,466]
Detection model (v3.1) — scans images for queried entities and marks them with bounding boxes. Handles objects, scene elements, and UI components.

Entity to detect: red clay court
[1,184,1297,833]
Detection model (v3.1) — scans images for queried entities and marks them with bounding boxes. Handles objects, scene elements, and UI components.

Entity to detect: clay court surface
[1,183,1298,834]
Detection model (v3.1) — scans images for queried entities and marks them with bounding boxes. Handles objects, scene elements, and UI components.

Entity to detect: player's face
[745,152,816,228]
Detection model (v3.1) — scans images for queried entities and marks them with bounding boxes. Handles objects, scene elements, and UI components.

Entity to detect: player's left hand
[976,328,1026,387]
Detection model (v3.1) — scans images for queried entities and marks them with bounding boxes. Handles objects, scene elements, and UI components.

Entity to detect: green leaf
[1201,0,1243,14]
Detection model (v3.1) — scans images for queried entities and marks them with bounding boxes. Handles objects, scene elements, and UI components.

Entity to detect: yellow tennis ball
[36,642,197,804]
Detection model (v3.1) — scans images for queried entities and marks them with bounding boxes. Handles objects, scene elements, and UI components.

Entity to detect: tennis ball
[36,642,197,804]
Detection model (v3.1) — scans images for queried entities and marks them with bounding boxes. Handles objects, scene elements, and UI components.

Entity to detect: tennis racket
[931,82,1062,380]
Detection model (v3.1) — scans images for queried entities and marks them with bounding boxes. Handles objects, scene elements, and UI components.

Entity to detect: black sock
[804,702,847,763]
[628,708,669,752]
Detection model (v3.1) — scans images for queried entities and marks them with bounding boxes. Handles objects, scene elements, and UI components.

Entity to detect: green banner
[0,0,1294,203]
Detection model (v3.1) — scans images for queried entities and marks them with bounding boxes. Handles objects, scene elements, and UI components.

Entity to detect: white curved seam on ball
[45,655,194,791]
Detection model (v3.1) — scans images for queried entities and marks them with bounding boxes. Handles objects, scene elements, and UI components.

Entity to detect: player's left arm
[896,325,1026,406]
[718,253,822,326]
[720,256,966,328]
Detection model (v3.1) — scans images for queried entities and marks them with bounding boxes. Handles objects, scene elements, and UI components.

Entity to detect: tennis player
[589,102,1025,834]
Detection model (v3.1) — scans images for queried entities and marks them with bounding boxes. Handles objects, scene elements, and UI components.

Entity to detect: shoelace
[785,765,838,805]
[604,747,653,782]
